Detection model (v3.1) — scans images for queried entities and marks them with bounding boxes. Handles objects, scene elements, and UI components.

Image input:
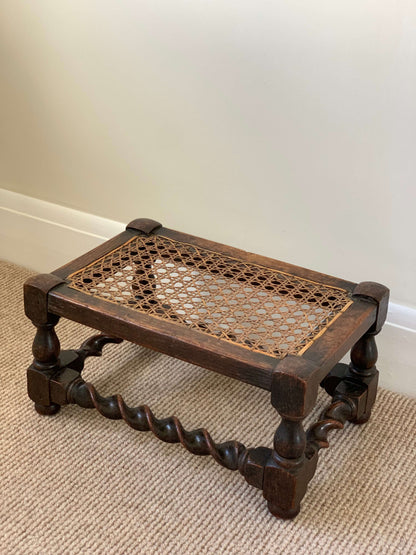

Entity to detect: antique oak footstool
[24,218,389,519]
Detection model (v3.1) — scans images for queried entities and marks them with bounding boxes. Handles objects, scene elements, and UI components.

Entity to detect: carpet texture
[0,260,415,554]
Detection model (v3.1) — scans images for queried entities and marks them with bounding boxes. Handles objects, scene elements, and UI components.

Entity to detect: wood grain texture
[48,285,276,390]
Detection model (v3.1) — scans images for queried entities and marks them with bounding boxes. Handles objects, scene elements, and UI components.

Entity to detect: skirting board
[1,188,415,397]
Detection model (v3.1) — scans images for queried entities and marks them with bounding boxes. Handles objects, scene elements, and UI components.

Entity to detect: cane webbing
[67,235,352,358]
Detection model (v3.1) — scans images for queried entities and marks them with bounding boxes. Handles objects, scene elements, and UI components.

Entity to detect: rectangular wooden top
[49,223,377,390]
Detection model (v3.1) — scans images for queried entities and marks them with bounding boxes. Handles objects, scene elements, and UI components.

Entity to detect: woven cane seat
[67,234,352,359]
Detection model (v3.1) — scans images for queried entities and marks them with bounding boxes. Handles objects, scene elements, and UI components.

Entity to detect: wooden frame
[24,218,389,519]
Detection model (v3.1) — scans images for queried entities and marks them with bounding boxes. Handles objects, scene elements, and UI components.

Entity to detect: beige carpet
[0,260,415,554]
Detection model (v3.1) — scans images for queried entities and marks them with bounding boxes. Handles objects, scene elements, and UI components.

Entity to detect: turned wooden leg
[348,332,379,423]
[261,358,320,519]
[344,280,389,423]
[263,417,312,519]
[24,273,68,415]
[28,314,62,415]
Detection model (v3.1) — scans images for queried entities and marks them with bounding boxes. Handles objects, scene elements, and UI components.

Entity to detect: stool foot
[34,402,61,416]
[261,418,318,520]
[267,501,300,520]
[261,449,319,520]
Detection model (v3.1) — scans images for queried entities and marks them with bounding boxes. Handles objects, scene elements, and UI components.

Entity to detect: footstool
[24,218,389,519]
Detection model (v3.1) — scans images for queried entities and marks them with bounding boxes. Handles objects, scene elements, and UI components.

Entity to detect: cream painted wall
[1,1,415,308]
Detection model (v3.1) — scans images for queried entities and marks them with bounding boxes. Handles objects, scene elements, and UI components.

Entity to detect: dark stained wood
[24,273,66,323]
[27,312,61,415]
[265,360,318,518]
[306,398,353,457]
[351,333,378,373]
[300,300,377,379]
[271,357,320,419]
[24,275,65,414]
[68,379,247,470]
[273,418,306,459]
[48,284,276,390]
[126,218,162,234]
[23,219,390,520]
[263,428,318,519]
[240,447,271,489]
[320,333,379,425]
[348,333,379,423]
[353,281,389,334]
[45,287,377,394]
[31,315,60,370]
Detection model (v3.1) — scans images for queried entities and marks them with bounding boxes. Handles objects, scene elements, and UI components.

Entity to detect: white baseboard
[1,188,415,397]
[0,188,124,271]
